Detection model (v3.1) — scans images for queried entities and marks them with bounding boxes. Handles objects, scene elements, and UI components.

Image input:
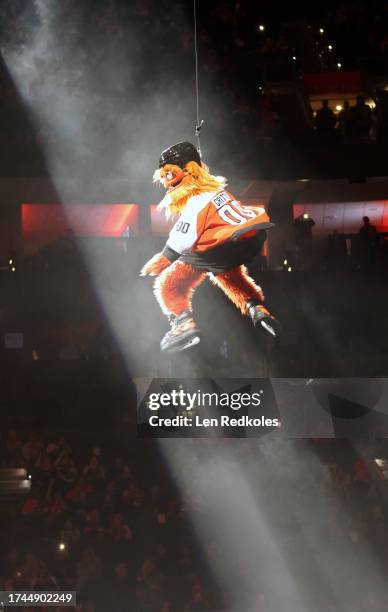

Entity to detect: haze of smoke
[1,0,199,189]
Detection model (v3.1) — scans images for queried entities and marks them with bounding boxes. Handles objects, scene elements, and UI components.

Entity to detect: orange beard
[153,161,227,217]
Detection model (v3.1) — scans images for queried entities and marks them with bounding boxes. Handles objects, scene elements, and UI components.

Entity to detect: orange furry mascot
[140,142,279,352]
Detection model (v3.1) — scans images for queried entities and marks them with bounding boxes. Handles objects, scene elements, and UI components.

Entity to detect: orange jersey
[165,189,273,255]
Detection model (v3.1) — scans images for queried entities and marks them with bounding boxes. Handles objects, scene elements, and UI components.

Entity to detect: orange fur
[140,252,171,277]
[209,266,265,314]
[154,261,205,316]
[153,160,226,217]
[146,157,265,321]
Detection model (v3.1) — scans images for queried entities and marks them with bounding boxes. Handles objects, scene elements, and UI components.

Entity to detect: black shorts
[179,229,268,275]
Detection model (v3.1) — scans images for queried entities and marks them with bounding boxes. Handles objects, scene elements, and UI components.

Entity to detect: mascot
[140,142,279,352]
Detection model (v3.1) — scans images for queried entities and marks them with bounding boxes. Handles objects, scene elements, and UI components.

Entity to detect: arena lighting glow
[319,27,324,34]
[158,438,388,609]
[294,202,388,233]
[328,44,333,51]
[58,542,66,551]
[303,213,309,219]
[292,56,297,61]
[336,105,343,111]
[258,24,265,31]
[21,203,140,255]
[4,5,388,610]
[3,0,258,374]
[284,259,288,265]
[288,266,292,272]
[337,62,342,69]
[158,439,310,610]
[22,204,139,238]
[9,259,12,264]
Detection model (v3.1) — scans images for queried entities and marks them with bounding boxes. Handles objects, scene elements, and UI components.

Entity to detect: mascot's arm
[140,247,179,277]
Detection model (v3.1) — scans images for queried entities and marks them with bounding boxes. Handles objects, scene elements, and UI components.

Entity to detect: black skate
[247,301,280,338]
[160,311,201,352]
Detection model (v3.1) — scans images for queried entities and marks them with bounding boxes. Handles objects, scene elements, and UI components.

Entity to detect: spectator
[351,96,373,140]
[3,429,388,610]
[315,100,337,140]
[107,562,136,611]
[359,215,377,242]
[76,547,103,594]
[294,213,315,268]
[359,215,378,268]
[82,454,105,489]
[338,100,352,139]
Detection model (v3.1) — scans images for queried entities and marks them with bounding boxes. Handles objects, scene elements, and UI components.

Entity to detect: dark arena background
[1,1,388,611]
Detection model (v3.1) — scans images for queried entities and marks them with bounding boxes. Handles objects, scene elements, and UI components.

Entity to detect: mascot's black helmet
[159,141,201,168]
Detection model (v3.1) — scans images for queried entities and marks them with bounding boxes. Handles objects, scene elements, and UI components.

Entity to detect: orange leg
[154,261,206,316]
[208,265,265,314]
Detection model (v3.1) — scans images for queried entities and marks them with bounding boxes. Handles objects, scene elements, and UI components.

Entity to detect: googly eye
[166,172,174,180]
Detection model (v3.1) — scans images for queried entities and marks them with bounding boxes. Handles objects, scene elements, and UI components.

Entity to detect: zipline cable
[193,0,204,156]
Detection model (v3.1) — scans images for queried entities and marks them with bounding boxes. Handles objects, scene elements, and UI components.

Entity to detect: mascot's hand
[140,252,171,277]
